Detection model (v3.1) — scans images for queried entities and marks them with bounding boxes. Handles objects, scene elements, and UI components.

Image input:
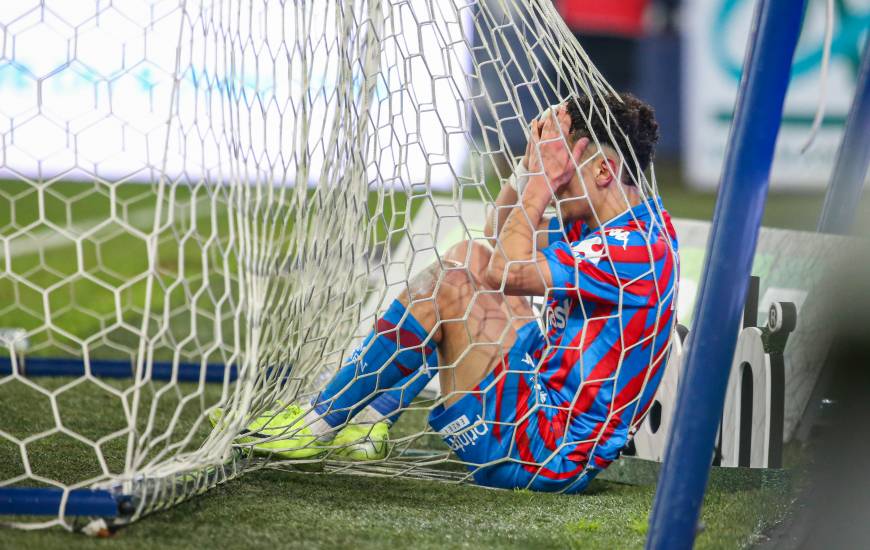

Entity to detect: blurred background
[1,1,866,233]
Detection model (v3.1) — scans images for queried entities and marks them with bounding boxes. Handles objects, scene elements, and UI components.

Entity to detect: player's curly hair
[565,92,659,184]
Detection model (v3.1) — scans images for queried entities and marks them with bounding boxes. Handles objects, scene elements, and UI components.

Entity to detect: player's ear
[594,157,616,188]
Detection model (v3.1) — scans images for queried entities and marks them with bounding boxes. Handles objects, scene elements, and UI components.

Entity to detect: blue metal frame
[0,487,120,517]
[646,0,807,548]
[0,356,236,382]
[817,38,870,235]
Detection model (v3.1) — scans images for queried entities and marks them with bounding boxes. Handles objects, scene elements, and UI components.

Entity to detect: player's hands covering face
[526,105,588,198]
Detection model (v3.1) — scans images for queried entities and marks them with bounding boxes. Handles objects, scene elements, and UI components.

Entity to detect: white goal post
[0,0,675,531]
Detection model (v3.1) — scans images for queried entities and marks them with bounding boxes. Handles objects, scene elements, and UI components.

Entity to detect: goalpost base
[0,487,123,518]
[0,356,235,382]
[1,447,251,531]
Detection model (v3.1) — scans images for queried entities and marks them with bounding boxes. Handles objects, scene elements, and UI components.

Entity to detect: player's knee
[439,267,475,293]
[433,268,478,317]
[442,239,491,274]
[403,241,484,307]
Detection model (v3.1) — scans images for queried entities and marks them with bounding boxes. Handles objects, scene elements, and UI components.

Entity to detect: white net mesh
[0,0,678,530]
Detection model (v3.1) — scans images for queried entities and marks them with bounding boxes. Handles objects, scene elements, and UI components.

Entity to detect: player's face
[553,145,602,220]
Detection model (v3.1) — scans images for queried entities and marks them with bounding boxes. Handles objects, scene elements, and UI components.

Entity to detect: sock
[352,404,386,425]
[312,299,437,431]
[366,368,436,425]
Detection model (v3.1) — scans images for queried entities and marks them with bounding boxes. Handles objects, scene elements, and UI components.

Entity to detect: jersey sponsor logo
[570,236,605,265]
[545,299,570,331]
[439,414,489,452]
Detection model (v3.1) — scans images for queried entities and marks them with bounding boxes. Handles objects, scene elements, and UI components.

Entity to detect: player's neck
[582,190,642,230]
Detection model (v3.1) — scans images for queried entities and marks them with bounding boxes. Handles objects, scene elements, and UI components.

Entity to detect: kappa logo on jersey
[527,372,548,405]
[520,356,548,404]
[606,228,630,249]
[534,380,547,404]
[439,414,489,452]
[570,236,605,265]
[522,353,536,369]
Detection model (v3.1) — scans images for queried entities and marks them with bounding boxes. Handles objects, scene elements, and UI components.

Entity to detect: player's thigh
[441,239,534,331]
[436,273,526,406]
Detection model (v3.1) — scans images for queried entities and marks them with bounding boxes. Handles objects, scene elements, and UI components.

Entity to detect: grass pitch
[1,461,793,550]
[0,166,841,547]
[0,376,795,549]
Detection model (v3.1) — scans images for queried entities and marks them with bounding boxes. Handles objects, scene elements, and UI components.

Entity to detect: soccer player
[211,93,679,492]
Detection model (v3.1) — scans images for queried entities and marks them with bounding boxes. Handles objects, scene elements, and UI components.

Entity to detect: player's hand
[526,105,588,197]
[521,116,538,170]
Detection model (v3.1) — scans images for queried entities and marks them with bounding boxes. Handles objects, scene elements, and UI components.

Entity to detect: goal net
[0,0,676,531]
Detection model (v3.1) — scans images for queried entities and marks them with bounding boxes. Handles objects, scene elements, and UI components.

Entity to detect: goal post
[646,0,809,547]
[1,0,677,532]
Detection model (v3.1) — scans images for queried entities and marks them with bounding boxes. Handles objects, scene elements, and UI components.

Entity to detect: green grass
[0,376,795,549]
[0,467,793,550]
[0,165,829,547]
[0,378,225,487]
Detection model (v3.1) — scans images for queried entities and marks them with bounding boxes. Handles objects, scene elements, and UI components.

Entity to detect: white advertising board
[0,2,470,190]
[683,0,868,190]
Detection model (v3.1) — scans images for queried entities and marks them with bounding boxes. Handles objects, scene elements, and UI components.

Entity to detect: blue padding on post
[646,0,808,548]
[0,487,119,517]
[0,356,237,382]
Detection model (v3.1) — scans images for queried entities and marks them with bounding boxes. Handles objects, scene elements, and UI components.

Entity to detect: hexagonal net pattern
[0,0,678,531]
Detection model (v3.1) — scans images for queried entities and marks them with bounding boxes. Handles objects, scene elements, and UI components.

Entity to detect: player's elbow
[484,256,506,290]
[483,222,495,241]
[485,260,533,295]
[487,251,532,292]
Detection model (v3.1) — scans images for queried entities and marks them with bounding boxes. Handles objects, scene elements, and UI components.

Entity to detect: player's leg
[311,239,533,431]
[214,240,533,459]
[360,367,436,425]
[402,241,534,406]
[325,241,534,461]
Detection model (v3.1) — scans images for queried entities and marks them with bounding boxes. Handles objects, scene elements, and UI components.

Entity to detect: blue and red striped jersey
[535,196,679,470]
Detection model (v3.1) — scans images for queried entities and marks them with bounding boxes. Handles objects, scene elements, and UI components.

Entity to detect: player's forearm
[486,176,550,287]
[485,160,529,243]
[484,184,519,244]
[502,178,550,259]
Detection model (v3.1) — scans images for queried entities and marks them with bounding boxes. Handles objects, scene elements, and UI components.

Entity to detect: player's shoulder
[564,233,608,267]
[546,217,586,243]
[569,221,669,266]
